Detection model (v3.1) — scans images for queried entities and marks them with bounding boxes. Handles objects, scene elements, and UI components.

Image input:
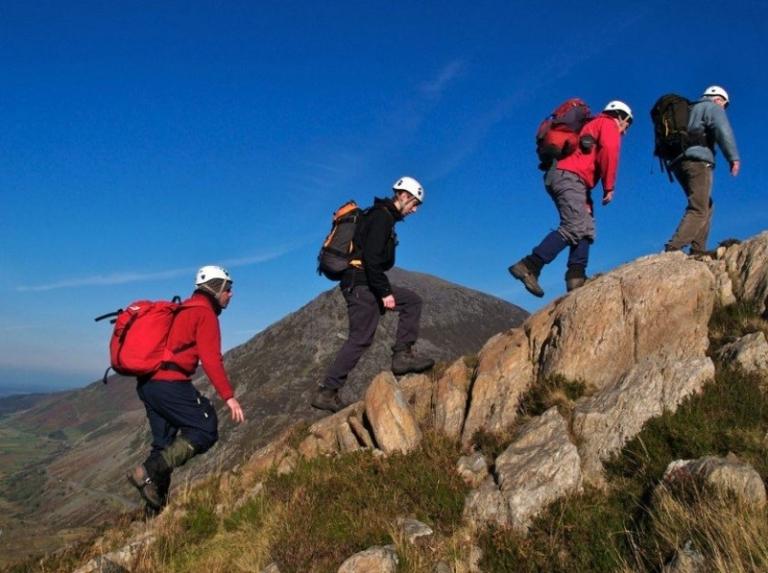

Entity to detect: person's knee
[190,428,218,455]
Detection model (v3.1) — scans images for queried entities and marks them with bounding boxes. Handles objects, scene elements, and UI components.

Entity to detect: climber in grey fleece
[666,86,740,254]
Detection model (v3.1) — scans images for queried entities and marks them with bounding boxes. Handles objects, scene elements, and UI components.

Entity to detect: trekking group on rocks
[105,84,739,514]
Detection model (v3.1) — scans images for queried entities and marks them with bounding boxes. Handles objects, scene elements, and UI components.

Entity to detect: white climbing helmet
[703,85,729,104]
[603,100,633,121]
[393,176,425,204]
[195,265,232,287]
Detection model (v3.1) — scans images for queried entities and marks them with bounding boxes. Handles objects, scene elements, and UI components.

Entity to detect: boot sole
[310,400,343,413]
[392,363,435,376]
[508,265,544,298]
[127,470,163,510]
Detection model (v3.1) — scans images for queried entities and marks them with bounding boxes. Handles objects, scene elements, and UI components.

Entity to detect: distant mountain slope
[0,268,526,565]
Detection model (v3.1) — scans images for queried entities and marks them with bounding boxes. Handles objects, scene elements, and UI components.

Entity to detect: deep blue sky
[1,1,766,392]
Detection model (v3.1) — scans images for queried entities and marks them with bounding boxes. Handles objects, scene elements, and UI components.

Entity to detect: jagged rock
[462,328,534,444]
[573,356,715,485]
[463,475,511,529]
[661,456,767,508]
[723,231,768,312]
[242,429,296,478]
[276,448,299,475]
[495,408,582,531]
[398,373,433,426]
[337,544,399,572]
[336,421,364,453]
[716,332,768,373]
[298,401,367,458]
[260,563,281,573]
[663,541,707,573]
[702,258,737,306]
[434,358,472,439]
[456,452,488,488]
[348,414,375,448]
[233,482,264,510]
[534,253,714,391]
[73,558,129,573]
[365,372,422,454]
[463,254,714,447]
[72,532,155,573]
[395,517,434,545]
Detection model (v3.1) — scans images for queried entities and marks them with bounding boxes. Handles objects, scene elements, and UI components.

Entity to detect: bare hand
[731,160,740,177]
[226,398,245,423]
[382,295,396,310]
[602,189,614,205]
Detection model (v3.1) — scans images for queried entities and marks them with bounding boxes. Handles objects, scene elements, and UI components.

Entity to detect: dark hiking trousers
[136,380,219,462]
[323,284,422,390]
[666,160,714,252]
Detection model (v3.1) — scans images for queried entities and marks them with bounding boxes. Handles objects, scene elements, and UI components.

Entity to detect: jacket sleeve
[362,209,393,299]
[597,120,621,192]
[709,106,740,163]
[195,311,234,401]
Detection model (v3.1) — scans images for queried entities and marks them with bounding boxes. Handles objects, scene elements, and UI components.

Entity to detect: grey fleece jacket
[681,96,740,165]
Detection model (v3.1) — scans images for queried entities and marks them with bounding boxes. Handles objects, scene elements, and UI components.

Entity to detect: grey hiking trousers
[666,160,714,252]
[323,284,422,390]
[546,168,595,244]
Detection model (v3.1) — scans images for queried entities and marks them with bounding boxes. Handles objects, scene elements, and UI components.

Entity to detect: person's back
[508,100,633,297]
[127,265,244,514]
[664,85,740,255]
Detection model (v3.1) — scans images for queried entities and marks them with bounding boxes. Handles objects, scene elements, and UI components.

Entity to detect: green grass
[147,432,468,573]
[264,433,466,572]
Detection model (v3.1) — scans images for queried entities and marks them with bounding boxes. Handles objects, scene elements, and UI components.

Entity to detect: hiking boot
[391,347,435,376]
[127,464,163,510]
[565,266,587,292]
[508,259,544,298]
[311,386,346,413]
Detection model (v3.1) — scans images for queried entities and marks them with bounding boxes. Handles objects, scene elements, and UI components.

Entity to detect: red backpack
[95,297,205,383]
[535,98,592,171]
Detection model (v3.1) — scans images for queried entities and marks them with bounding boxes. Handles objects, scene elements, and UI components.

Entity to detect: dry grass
[620,485,768,572]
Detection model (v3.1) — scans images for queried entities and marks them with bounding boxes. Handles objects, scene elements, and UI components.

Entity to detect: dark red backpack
[535,98,592,171]
[95,297,205,382]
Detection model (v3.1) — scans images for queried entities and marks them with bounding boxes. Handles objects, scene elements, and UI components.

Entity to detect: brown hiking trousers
[666,160,714,253]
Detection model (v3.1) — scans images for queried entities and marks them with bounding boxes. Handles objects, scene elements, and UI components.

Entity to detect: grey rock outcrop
[456,452,489,488]
[463,476,511,530]
[663,541,707,573]
[297,402,367,458]
[573,356,715,485]
[463,253,715,446]
[337,545,399,573]
[661,456,767,508]
[723,231,768,313]
[72,532,155,573]
[716,332,768,373]
[395,517,434,545]
[495,408,582,531]
[365,372,422,454]
[433,358,472,439]
[462,328,534,443]
[398,373,433,427]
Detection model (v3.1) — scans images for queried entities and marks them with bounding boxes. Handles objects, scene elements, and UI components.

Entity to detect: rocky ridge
[28,232,768,571]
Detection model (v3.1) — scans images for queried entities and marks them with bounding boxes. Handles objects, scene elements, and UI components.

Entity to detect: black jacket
[341,197,402,298]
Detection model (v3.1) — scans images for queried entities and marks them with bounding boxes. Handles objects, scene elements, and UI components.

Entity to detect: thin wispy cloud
[16,245,299,292]
[420,59,467,99]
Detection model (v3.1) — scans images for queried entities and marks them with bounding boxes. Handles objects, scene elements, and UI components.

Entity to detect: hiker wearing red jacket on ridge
[509,100,633,297]
[128,265,245,513]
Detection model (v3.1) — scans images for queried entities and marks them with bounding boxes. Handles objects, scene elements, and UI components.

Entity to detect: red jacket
[556,114,622,192]
[152,293,234,401]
